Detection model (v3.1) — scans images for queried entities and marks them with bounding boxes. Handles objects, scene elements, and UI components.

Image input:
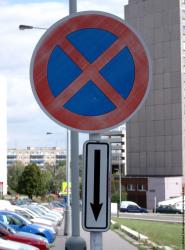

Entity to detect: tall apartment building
[125,0,184,208]
[90,126,126,174]
[7,147,66,168]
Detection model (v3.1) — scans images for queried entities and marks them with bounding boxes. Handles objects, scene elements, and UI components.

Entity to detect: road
[118,212,183,223]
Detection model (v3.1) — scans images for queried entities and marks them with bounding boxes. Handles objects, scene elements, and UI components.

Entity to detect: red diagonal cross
[47,36,128,112]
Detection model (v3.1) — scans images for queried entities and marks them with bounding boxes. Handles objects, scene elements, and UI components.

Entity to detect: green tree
[45,162,66,193]
[17,164,42,199]
[37,171,52,197]
[7,161,24,193]
[111,175,127,206]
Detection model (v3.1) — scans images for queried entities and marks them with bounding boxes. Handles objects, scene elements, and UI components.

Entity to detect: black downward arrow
[90,149,103,221]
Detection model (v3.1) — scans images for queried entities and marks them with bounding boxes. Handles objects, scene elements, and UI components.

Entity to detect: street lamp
[19,25,47,30]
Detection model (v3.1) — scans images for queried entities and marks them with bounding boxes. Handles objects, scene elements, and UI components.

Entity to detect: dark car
[156,205,182,214]
[120,204,148,213]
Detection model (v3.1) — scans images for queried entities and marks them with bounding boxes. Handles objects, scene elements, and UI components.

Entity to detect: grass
[112,217,184,250]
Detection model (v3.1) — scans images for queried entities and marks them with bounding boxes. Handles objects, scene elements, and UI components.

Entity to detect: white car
[39,204,63,220]
[26,205,61,226]
[13,206,58,232]
[0,238,39,250]
[0,200,14,211]
[120,201,138,210]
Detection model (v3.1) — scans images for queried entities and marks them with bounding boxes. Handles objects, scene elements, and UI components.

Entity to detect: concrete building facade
[7,147,66,168]
[89,126,126,174]
[125,0,184,209]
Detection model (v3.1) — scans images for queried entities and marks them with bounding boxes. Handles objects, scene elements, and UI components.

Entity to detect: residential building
[125,0,184,209]
[7,147,66,168]
[90,125,126,175]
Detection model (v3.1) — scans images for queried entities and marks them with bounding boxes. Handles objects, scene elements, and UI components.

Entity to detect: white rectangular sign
[82,140,111,232]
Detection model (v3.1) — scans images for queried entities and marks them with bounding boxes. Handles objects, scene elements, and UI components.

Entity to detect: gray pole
[71,131,80,236]
[119,157,122,207]
[89,133,103,250]
[64,129,71,236]
[65,0,86,249]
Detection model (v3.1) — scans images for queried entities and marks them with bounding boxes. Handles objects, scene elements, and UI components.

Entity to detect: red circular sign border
[30,11,151,132]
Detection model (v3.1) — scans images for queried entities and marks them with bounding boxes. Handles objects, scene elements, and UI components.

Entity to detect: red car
[0,227,49,250]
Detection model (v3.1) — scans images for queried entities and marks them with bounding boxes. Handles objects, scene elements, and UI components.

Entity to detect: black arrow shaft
[94,150,101,204]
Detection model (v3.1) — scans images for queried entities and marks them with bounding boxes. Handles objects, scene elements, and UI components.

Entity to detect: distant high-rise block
[125,0,184,209]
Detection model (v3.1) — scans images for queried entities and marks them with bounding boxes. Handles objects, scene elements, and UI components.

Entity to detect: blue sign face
[31,12,150,132]
[47,28,135,116]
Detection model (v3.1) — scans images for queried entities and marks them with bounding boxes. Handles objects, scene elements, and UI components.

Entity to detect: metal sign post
[0,182,3,199]
[65,1,86,250]
[82,141,111,232]
[82,138,111,250]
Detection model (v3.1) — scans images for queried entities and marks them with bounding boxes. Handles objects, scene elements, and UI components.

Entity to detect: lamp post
[19,25,47,30]
[119,155,122,207]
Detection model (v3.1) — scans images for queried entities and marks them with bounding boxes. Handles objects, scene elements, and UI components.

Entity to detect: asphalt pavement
[52,220,137,250]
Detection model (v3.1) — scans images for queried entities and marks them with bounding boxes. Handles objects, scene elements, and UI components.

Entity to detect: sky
[0,0,128,153]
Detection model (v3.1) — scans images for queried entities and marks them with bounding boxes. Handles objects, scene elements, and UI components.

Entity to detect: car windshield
[28,206,44,216]
[25,208,39,218]
[15,213,32,225]
[35,207,47,215]
[39,205,50,213]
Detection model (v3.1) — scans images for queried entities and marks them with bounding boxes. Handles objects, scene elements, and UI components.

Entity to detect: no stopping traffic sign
[30,11,151,132]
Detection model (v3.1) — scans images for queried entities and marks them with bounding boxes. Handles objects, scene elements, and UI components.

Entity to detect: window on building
[137,184,146,191]
[183,57,185,65]
[127,184,136,191]
[183,10,185,19]
[183,26,185,34]
[183,42,185,50]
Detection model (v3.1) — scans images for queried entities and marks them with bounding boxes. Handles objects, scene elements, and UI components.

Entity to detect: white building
[0,76,7,195]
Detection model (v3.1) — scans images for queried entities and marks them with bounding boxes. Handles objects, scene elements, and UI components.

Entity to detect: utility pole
[65,1,86,249]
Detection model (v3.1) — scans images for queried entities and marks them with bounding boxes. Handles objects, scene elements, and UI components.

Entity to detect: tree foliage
[8,161,24,193]
[45,161,66,194]
[111,175,127,205]
[17,164,42,199]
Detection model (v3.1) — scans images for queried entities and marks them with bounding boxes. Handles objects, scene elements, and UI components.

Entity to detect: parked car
[38,204,63,221]
[13,206,58,231]
[28,205,61,225]
[120,201,138,211]
[22,206,59,226]
[0,227,49,250]
[0,238,39,250]
[48,201,65,214]
[0,199,14,211]
[120,204,148,213]
[156,205,182,214]
[0,211,56,243]
[0,221,49,244]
